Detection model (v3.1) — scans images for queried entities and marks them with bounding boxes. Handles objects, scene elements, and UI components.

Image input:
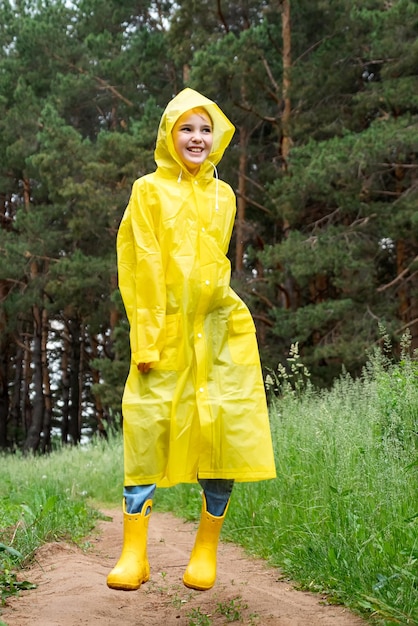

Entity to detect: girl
[107,88,276,592]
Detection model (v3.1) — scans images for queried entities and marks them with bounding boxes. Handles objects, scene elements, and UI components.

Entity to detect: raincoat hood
[154,88,235,179]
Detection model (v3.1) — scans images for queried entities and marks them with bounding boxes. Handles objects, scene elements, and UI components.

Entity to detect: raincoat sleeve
[117,179,166,365]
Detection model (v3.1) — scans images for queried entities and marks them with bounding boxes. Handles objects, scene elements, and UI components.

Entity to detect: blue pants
[124,479,234,517]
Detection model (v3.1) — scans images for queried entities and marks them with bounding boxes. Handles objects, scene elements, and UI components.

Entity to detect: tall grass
[0,434,123,605]
[228,372,417,624]
[0,340,416,624]
[157,342,418,625]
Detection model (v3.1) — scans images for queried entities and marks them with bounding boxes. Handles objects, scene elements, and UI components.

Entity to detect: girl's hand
[138,362,152,373]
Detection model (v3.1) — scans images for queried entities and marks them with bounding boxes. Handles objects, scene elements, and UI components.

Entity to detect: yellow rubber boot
[183,495,229,591]
[106,499,152,591]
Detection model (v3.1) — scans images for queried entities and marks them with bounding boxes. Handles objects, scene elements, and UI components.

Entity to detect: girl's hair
[179,107,213,130]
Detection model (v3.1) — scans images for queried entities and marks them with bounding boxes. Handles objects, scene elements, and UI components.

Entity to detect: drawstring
[208,161,219,212]
[177,162,219,212]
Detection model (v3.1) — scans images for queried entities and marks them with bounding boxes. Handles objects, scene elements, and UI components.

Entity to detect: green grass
[226,374,417,624]
[156,344,418,625]
[0,342,416,624]
[0,436,123,605]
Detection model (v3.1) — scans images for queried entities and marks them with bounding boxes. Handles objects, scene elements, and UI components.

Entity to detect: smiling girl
[107,88,276,593]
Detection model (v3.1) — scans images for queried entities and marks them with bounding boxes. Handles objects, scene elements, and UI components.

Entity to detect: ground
[2,509,367,626]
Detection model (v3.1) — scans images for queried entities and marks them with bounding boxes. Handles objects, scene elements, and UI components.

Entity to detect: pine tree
[0,0,177,448]
[257,0,418,380]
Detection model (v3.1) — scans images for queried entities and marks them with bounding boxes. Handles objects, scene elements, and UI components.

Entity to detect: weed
[266,342,311,398]
[0,568,36,605]
[186,607,212,625]
[171,593,188,609]
[216,596,247,622]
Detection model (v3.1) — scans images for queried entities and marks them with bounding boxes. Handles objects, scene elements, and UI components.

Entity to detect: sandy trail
[2,509,366,625]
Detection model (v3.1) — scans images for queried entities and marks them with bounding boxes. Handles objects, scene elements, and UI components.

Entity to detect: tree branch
[53,56,134,106]
[249,289,275,309]
[216,0,229,33]
[293,34,335,65]
[395,317,418,336]
[235,190,273,215]
[377,255,418,292]
[376,162,418,169]
[260,54,280,95]
[252,313,275,327]
[308,207,341,229]
[232,98,278,124]
[239,172,269,193]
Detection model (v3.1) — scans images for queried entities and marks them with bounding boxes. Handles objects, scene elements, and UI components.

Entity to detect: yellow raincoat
[117,88,276,487]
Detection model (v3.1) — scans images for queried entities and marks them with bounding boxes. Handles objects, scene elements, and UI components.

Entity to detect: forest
[0,0,417,451]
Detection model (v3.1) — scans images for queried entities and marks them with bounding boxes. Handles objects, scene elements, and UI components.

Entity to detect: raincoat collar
[154,88,235,181]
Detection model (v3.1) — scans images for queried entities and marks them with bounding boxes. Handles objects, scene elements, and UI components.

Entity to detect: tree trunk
[23,334,32,439]
[183,64,190,83]
[9,343,23,447]
[0,280,9,449]
[0,339,9,449]
[23,248,47,452]
[279,0,296,311]
[61,328,70,444]
[68,319,81,445]
[23,306,45,453]
[41,308,52,453]
[281,0,292,166]
[90,334,107,438]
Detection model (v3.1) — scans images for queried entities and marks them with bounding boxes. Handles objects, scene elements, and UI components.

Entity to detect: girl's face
[172,109,213,175]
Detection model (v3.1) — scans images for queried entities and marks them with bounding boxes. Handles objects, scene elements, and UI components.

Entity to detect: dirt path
[2,509,366,626]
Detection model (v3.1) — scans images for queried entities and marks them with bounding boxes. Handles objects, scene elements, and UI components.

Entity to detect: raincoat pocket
[154,313,184,371]
[227,309,260,365]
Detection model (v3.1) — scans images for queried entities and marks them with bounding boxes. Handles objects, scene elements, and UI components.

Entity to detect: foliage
[1,0,418,451]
